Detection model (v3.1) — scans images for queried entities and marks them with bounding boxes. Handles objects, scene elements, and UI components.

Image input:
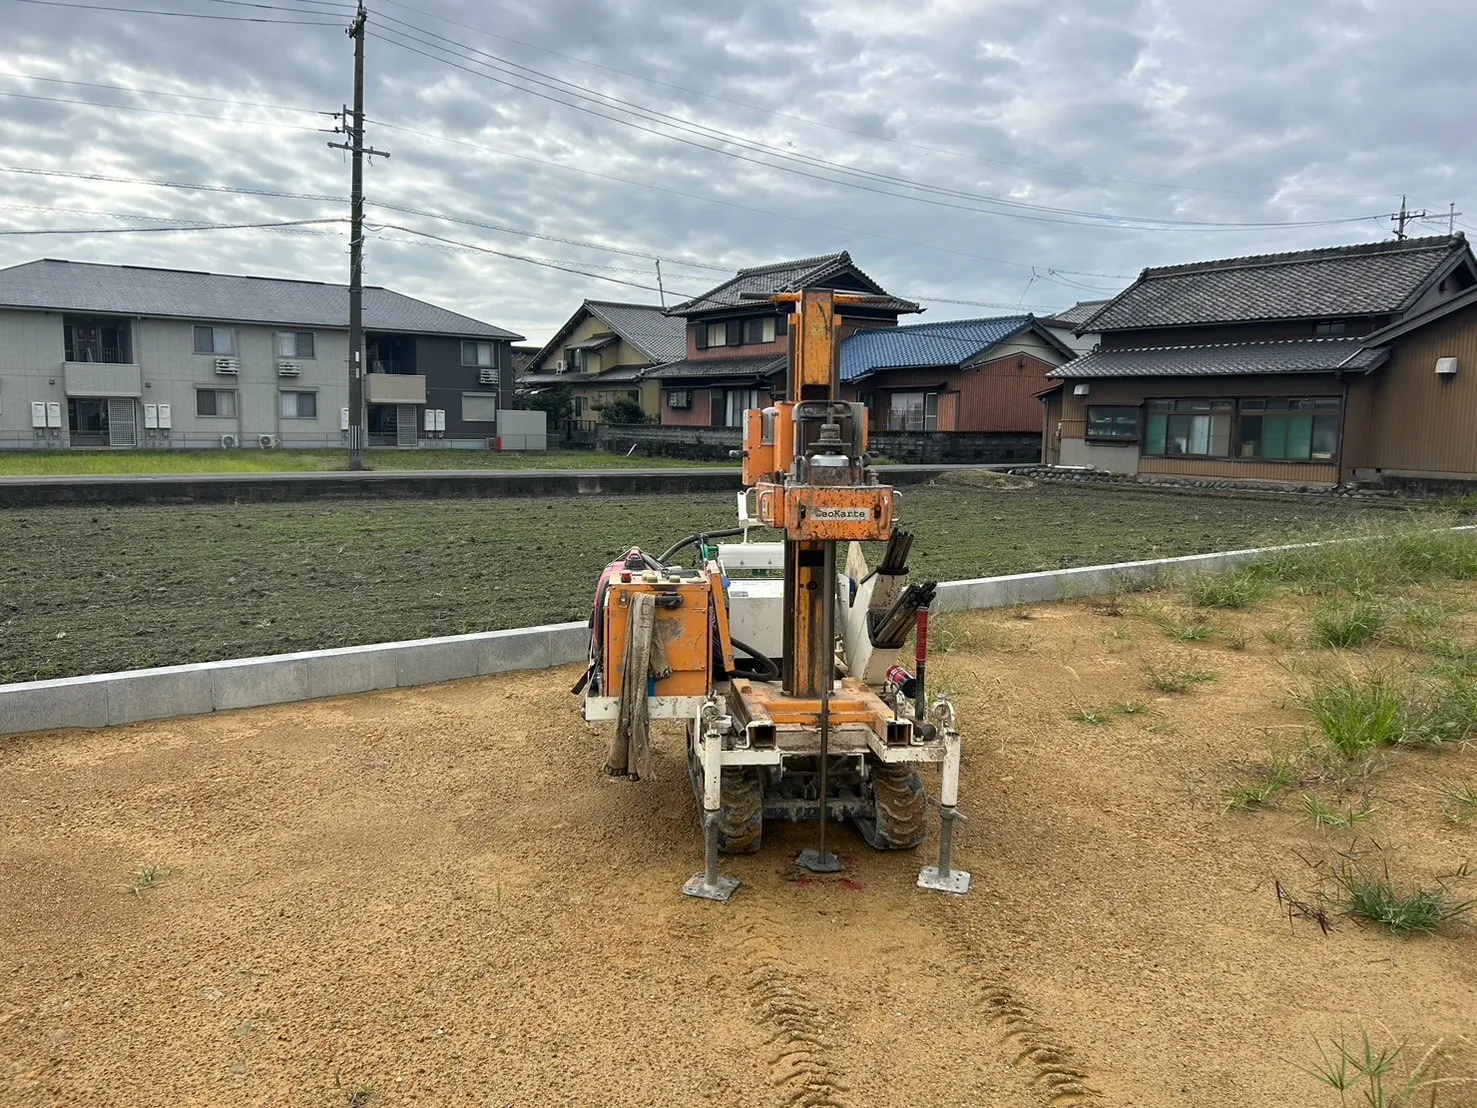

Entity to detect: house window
[667,389,692,409]
[1085,406,1139,441]
[193,325,235,355]
[462,392,499,422]
[887,391,938,432]
[1237,398,1341,461]
[280,391,318,419]
[743,317,777,344]
[706,322,728,348]
[1144,399,1233,457]
[275,331,315,358]
[196,389,237,417]
[725,388,759,427]
[462,341,494,367]
[573,395,589,418]
[1313,320,1347,336]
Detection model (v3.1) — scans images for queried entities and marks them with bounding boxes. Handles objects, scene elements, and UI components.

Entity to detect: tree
[595,396,651,425]
[519,384,572,424]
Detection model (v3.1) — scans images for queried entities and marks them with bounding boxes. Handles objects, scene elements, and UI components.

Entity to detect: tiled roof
[667,251,917,316]
[1039,299,1110,330]
[0,258,523,339]
[1047,337,1388,379]
[517,371,599,386]
[584,300,686,363]
[647,354,787,381]
[840,316,1033,382]
[1083,235,1470,332]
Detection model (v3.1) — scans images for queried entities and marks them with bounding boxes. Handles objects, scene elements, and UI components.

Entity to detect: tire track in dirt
[736,915,853,1108]
[964,971,1102,1105]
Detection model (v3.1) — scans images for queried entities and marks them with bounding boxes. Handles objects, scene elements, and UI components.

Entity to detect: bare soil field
[3,566,1474,1107]
[0,483,1396,682]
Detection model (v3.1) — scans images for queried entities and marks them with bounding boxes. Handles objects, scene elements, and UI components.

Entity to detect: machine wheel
[686,724,764,854]
[869,763,927,849]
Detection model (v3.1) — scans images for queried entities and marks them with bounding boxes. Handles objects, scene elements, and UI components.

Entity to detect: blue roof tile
[839,316,1032,382]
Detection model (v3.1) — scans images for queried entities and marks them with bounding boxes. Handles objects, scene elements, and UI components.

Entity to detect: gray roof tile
[584,300,686,362]
[647,354,787,381]
[1048,337,1387,378]
[0,258,522,339]
[1040,298,1111,329]
[667,251,916,316]
[1084,235,1469,332]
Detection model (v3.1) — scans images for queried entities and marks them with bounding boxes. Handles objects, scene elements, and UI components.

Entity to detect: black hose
[728,636,781,682]
[657,526,748,565]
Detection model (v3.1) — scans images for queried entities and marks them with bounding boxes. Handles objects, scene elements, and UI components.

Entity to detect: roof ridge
[1111,336,1364,353]
[23,256,344,287]
[868,314,1025,333]
[1144,234,1463,280]
[583,299,666,310]
[734,251,848,276]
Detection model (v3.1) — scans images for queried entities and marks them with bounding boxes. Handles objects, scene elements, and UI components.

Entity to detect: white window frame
[724,388,759,428]
[888,391,937,432]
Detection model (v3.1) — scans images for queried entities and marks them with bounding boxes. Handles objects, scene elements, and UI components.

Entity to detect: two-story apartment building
[0,259,522,450]
[516,299,685,432]
[1042,235,1477,486]
[651,252,916,427]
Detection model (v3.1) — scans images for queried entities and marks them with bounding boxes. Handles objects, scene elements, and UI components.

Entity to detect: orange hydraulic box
[601,576,712,698]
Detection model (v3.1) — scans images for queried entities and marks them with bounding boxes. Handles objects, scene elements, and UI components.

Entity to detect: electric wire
[6,0,340,21]
[363,23,1376,234]
[0,217,346,235]
[0,90,331,131]
[0,69,331,115]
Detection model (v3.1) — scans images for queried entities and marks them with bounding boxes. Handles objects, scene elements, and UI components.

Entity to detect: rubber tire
[870,763,927,849]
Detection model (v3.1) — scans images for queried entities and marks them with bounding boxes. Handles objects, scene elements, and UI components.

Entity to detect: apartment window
[193,325,236,355]
[887,391,938,432]
[275,331,315,358]
[667,389,692,409]
[462,341,494,367]
[1313,320,1347,336]
[724,388,759,427]
[743,316,777,344]
[1085,406,1139,441]
[1238,398,1341,461]
[280,391,318,419]
[196,388,237,418]
[1144,399,1232,457]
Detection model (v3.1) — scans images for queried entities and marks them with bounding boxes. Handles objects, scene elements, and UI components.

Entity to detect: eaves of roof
[1047,337,1388,379]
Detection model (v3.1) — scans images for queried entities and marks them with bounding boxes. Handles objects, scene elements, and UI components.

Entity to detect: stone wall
[597,424,741,461]
[868,432,1040,465]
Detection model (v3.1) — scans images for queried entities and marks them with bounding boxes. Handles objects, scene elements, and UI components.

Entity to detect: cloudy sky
[2,0,1474,344]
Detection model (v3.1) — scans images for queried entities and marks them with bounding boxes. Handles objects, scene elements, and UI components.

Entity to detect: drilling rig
[580,288,969,901]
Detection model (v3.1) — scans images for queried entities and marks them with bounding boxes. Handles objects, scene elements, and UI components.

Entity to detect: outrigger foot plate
[795,848,844,874]
[682,873,740,901]
[917,865,972,895]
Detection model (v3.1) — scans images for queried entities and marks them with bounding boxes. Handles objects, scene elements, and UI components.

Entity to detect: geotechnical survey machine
[579,289,969,902]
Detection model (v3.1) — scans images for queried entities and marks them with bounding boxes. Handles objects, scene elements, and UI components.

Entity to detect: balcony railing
[65,347,128,364]
[365,373,427,405]
[63,361,143,398]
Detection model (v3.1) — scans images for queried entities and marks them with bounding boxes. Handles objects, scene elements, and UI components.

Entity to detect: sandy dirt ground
[2,595,1475,1107]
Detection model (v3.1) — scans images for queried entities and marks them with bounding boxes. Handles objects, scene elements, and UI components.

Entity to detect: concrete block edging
[4,528,1473,737]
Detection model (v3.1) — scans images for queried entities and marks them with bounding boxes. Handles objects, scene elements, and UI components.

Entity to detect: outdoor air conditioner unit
[276,360,301,377]
[259,434,278,449]
[479,368,497,385]
[220,433,239,449]
[1435,356,1459,376]
[214,357,239,374]
[556,359,566,372]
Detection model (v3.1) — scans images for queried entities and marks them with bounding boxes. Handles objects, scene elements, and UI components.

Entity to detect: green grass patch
[1312,598,1386,649]
[1331,857,1474,934]
[129,863,177,899]
[1301,793,1377,829]
[1301,1031,1473,1106]
[1222,750,1301,811]
[1184,570,1266,610]
[1257,522,1477,596]
[1145,661,1216,694]
[1301,671,1407,760]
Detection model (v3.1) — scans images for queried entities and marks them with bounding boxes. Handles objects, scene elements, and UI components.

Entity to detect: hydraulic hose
[657,526,748,565]
[728,636,781,682]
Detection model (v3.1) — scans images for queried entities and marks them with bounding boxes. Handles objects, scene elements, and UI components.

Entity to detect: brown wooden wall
[849,352,1058,433]
[661,387,712,427]
[1365,304,1477,476]
[1138,456,1338,482]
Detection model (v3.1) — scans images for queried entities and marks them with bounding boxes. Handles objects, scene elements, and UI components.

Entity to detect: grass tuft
[1222,750,1301,811]
[1312,598,1386,649]
[129,863,178,899]
[1301,794,1377,829]
[1300,672,1406,761]
[1443,783,1477,826]
[1331,858,1474,934]
[1145,661,1217,694]
[1185,570,1266,610]
[1301,1031,1475,1107]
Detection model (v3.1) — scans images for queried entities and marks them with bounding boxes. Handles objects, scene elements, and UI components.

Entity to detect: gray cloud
[1,0,1471,344]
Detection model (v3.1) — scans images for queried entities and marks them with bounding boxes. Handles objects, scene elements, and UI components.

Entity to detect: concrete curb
[5,527,1474,737]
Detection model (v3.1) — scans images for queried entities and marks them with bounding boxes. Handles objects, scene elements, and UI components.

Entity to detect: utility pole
[1388,194,1428,241]
[328,0,388,470]
[654,259,666,308]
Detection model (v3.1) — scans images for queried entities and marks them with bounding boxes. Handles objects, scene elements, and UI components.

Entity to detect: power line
[367,23,1381,234]
[369,0,1394,205]
[0,69,330,115]
[6,0,341,21]
[0,90,330,131]
[0,217,346,235]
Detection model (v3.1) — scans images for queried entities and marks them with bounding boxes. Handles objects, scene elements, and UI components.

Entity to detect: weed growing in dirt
[347,1086,375,1108]
[1302,794,1377,829]
[1260,523,1477,597]
[1070,708,1109,725]
[1444,783,1477,826]
[1185,570,1266,610]
[1119,701,1147,715]
[1301,672,1406,760]
[129,864,177,899]
[1313,598,1386,649]
[1146,661,1217,694]
[1225,626,1250,651]
[1301,1031,1474,1107]
[1331,857,1475,934]
[1222,750,1301,811]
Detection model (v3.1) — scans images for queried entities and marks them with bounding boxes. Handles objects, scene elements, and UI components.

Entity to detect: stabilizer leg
[918,726,971,895]
[683,718,739,902]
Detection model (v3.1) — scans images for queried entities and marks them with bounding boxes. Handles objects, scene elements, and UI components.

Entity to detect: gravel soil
[3,592,1473,1107]
[0,483,1391,681]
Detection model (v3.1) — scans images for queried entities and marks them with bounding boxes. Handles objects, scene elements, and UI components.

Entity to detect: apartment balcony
[365,372,427,405]
[63,360,142,398]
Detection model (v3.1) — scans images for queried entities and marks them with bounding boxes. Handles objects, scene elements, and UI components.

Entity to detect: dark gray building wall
[416,335,510,439]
